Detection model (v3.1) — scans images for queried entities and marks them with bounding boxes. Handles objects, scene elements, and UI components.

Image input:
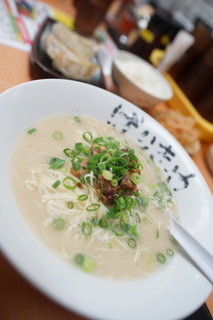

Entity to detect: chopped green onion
[166,248,174,256]
[112,225,125,237]
[120,214,129,226]
[52,131,63,140]
[99,219,108,229]
[72,158,81,170]
[67,201,74,209]
[111,179,118,187]
[74,116,81,123]
[63,148,73,157]
[106,209,124,220]
[127,238,137,249]
[81,222,92,236]
[52,218,65,230]
[63,176,77,190]
[108,157,128,169]
[97,162,105,173]
[130,173,141,185]
[27,128,36,134]
[52,180,61,189]
[59,166,68,173]
[129,224,139,237]
[79,175,86,184]
[135,194,149,211]
[119,216,125,228]
[156,230,160,238]
[125,196,136,210]
[92,137,104,145]
[83,132,93,142]
[74,254,84,266]
[78,194,88,201]
[107,243,113,249]
[86,203,100,211]
[115,196,126,210]
[49,157,65,169]
[135,213,141,223]
[170,235,178,244]
[102,170,113,181]
[91,218,99,226]
[74,254,95,273]
[156,253,166,264]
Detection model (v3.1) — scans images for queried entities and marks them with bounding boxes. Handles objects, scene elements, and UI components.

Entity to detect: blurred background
[104,0,213,123]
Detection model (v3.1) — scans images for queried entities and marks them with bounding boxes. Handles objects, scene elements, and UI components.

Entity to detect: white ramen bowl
[112,50,173,107]
[0,79,212,320]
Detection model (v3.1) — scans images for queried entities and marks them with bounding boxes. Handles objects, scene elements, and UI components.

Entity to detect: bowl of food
[0,79,212,320]
[31,18,103,87]
[112,50,173,107]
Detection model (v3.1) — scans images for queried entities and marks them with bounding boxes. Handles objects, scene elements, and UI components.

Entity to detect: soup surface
[10,115,178,280]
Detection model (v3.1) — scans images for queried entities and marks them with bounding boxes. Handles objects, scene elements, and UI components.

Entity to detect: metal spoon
[169,213,213,285]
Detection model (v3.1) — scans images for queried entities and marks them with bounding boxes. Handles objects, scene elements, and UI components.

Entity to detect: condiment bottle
[129,9,181,63]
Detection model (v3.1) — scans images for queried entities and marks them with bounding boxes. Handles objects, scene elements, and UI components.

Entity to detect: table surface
[0,0,212,319]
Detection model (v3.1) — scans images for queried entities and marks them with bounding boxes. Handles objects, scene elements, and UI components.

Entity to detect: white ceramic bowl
[0,79,212,320]
[112,50,173,107]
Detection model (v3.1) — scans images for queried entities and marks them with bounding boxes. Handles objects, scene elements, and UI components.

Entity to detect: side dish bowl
[31,17,103,87]
[0,79,212,320]
[112,50,173,107]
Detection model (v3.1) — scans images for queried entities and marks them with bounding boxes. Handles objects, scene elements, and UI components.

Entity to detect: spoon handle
[169,215,213,285]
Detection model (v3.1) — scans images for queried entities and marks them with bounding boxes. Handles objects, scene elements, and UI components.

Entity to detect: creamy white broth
[10,115,178,280]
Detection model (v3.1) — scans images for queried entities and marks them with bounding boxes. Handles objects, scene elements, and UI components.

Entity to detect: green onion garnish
[129,224,139,237]
[63,176,77,190]
[74,254,95,273]
[74,116,81,123]
[127,238,137,249]
[27,128,36,134]
[83,132,93,142]
[86,203,100,211]
[112,225,125,237]
[115,196,126,210]
[67,201,74,209]
[74,254,84,266]
[52,131,63,140]
[135,194,149,210]
[52,180,61,189]
[99,219,108,229]
[63,148,73,157]
[102,169,113,181]
[135,213,141,223]
[81,222,92,236]
[166,248,174,256]
[78,194,88,201]
[156,253,166,264]
[130,173,141,185]
[52,218,65,230]
[111,179,118,187]
[49,157,65,169]
[170,235,178,244]
[125,196,136,210]
[156,230,160,238]
[91,218,99,226]
[72,158,81,171]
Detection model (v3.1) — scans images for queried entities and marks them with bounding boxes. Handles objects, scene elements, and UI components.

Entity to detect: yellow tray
[165,74,213,142]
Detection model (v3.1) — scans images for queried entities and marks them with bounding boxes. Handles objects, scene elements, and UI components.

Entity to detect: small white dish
[0,79,212,320]
[112,50,173,107]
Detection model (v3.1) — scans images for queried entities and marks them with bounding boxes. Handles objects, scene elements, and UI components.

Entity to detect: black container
[129,9,182,62]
